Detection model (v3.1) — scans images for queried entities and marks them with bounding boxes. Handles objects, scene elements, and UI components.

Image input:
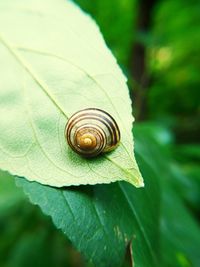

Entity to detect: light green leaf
[0,0,143,187]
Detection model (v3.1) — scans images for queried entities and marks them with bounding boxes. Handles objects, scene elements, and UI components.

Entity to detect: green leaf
[0,180,77,267]
[134,123,200,267]
[16,160,160,267]
[0,170,25,212]
[0,0,143,188]
[161,184,200,267]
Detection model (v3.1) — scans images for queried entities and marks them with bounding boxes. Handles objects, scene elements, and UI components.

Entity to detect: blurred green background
[0,0,199,266]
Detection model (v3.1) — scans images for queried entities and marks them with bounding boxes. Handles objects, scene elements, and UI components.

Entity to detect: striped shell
[65,108,120,157]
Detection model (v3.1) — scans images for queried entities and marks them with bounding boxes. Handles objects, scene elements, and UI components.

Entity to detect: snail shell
[65,108,120,157]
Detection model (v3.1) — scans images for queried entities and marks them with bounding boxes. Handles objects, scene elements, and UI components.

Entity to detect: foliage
[148,0,200,145]
[0,0,142,188]
[0,0,199,267]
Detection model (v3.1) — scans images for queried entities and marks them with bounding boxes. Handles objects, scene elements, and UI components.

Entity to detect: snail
[65,108,120,157]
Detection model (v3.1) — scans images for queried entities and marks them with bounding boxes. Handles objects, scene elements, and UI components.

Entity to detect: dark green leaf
[161,184,200,267]
[16,166,160,267]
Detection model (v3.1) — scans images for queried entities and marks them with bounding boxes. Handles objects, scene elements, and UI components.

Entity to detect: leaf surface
[16,165,159,267]
[0,0,143,187]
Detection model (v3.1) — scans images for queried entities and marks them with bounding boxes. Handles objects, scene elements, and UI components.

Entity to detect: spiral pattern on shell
[65,108,120,157]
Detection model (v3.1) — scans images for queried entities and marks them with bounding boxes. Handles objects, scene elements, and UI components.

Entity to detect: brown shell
[65,108,120,157]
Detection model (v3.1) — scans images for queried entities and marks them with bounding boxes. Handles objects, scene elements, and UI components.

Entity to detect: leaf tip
[126,172,145,188]
[134,178,145,188]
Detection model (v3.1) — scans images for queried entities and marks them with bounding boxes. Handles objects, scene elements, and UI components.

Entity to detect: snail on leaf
[65,108,120,157]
